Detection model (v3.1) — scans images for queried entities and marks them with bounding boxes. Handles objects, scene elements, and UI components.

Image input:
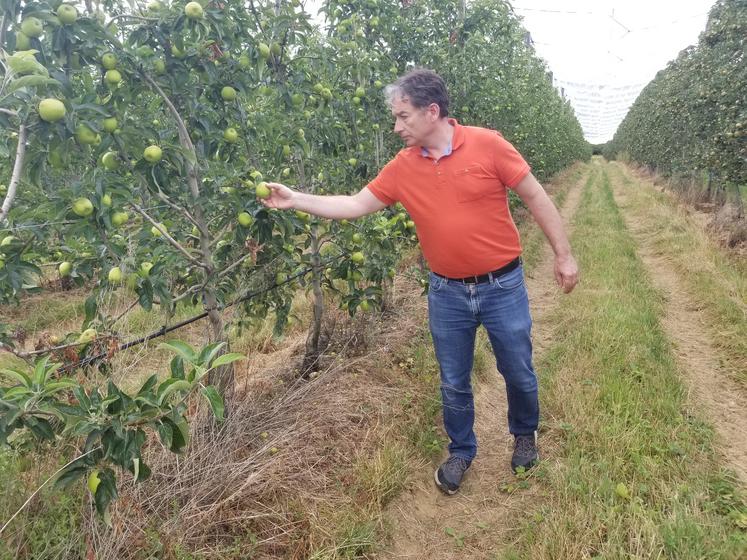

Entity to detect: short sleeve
[492,132,531,188]
[366,156,400,206]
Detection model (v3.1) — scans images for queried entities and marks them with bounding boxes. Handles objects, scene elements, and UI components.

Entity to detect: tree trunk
[302,226,325,376]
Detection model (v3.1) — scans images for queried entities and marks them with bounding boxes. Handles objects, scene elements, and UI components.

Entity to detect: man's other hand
[554,253,579,293]
[260,182,296,209]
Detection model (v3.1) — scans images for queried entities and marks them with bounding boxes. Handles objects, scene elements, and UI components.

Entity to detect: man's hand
[554,253,579,293]
[260,182,296,209]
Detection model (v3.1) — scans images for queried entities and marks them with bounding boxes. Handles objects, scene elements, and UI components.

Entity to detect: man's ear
[429,102,441,120]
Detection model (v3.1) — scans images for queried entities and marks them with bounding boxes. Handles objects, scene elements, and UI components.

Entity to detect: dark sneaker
[434,455,471,495]
[511,433,539,474]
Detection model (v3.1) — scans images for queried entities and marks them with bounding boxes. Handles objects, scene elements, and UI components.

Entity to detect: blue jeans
[427,264,539,462]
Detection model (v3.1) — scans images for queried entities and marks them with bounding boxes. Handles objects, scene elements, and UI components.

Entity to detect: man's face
[391,95,438,147]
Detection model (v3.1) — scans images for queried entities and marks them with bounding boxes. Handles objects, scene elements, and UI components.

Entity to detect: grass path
[609,162,747,485]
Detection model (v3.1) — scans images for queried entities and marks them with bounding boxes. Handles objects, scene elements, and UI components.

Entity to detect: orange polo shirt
[367,119,530,278]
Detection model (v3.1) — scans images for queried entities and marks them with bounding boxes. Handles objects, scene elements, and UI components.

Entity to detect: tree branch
[129,203,204,268]
[0,124,27,226]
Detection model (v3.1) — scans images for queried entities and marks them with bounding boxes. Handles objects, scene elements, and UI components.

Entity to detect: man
[261,69,579,495]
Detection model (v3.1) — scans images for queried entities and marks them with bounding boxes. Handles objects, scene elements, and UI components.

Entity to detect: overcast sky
[512,0,716,142]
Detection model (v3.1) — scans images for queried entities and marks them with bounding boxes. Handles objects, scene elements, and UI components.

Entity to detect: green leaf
[158,340,197,364]
[34,356,61,386]
[42,380,77,396]
[196,341,226,367]
[24,416,55,440]
[210,352,245,368]
[137,374,158,396]
[94,468,118,519]
[83,296,97,326]
[54,462,88,489]
[7,75,61,92]
[157,379,192,405]
[200,386,224,422]
[169,356,185,380]
[0,367,32,387]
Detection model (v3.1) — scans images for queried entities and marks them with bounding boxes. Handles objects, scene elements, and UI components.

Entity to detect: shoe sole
[434,468,458,495]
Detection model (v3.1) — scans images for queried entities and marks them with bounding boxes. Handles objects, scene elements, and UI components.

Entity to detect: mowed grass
[608,162,746,386]
[502,167,747,559]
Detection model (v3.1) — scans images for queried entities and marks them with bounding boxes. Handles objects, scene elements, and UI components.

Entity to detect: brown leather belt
[434,256,522,284]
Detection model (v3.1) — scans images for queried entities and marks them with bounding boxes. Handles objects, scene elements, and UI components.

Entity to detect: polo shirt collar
[419,118,465,159]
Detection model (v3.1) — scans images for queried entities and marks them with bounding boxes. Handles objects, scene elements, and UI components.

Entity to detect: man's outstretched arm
[260,183,387,220]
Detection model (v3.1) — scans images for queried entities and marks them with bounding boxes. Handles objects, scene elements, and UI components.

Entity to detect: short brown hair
[385,68,450,118]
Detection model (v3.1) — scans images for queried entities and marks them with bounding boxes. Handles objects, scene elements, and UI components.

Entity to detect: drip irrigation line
[5,205,171,232]
[62,251,350,372]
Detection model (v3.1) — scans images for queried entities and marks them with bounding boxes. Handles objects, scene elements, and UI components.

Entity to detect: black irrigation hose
[66,251,349,371]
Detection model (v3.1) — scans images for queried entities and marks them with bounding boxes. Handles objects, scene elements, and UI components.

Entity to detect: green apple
[321,88,333,100]
[15,32,31,50]
[221,86,237,101]
[250,170,263,180]
[270,42,281,56]
[112,211,129,227]
[105,69,122,85]
[223,127,239,143]
[57,4,78,24]
[78,328,97,344]
[75,124,97,145]
[295,210,310,221]
[151,222,166,237]
[153,58,166,74]
[282,144,291,157]
[101,52,117,70]
[258,42,271,60]
[140,261,154,276]
[87,470,101,494]
[406,220,415,229]
[374,80,383,88]
[348,158,357,166]
[352,233,362,243]
[108,266,122,283]
[238,54,251,68]
[38,98,66,122]
[143,145,162,163]
[101,194,112,207]
[103,117,118,133]
[351,251,365,264]
[282,167,291,177]
[147,0,163,12]
[20,17,43,38]
[352,96,361,105]
[58,261,72,276]
[359,300,370,312]
[355,86,365,98]
[136,45,154,58]
[238,212,253,227]
[184,1,203,19]
[255,181,271,198]
[72,197,94,217]
[313,83,324,94]
[102,151,118,170]
[291,93,304,106]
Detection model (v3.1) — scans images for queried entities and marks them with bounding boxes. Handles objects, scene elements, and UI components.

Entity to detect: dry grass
[71,270,431,559]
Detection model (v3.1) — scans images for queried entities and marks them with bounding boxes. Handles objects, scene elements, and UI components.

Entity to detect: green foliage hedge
[605,0,746,194]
